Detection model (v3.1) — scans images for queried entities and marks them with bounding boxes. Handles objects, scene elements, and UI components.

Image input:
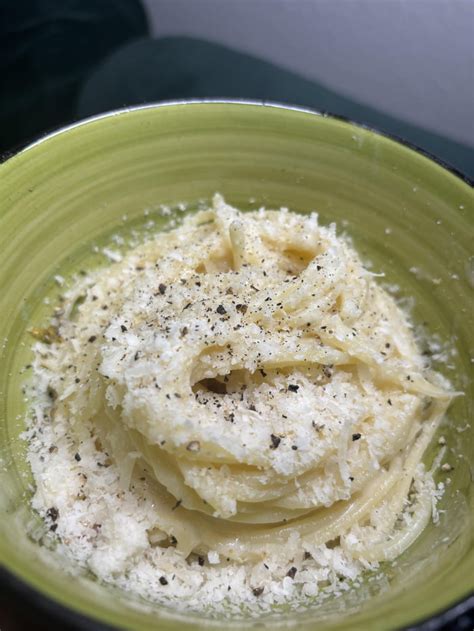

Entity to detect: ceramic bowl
[0,102,472,630]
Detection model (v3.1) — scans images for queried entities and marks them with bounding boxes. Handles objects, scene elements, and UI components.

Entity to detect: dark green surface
[0,0,148,154]
[0,102,472,630]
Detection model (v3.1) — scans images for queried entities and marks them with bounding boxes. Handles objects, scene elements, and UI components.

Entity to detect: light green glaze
[0,102,472,630]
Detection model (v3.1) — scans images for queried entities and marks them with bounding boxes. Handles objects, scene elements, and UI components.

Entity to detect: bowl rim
[1,98,473,189]
[0,99,472,631]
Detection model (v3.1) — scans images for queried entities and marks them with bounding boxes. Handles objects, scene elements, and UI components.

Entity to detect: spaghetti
[29,194,453,581]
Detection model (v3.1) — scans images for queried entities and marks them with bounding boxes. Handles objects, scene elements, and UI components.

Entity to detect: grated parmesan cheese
[24,195,453,618]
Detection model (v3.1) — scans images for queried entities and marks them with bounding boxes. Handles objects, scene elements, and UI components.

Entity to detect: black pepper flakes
[197,555,205,566]
[352,433,362,441]
[322,365,333,378]
[46,506,59,521]
[120,325,127,332]
[216,304,226,315]
[172,499,182,511]
[158,283,167,295]
[288,384,299,393]
[286,566,297,579]
[270,434,281,449]
[159,576,168,586]
[74,452,81,462]
[88,335,97,343]
[252,586,264,597]
[186,441,200,452]
[236,304,248,314]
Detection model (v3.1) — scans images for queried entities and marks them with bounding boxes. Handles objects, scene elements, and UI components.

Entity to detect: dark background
[1,1,473,629]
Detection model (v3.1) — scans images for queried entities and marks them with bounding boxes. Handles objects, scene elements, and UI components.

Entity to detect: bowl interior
[0,102,472,630]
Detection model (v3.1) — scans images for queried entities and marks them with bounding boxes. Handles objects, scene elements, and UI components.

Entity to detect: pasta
[30,194,453,577]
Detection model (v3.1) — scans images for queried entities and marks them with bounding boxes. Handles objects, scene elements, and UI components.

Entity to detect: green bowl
[0,102,472,630]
